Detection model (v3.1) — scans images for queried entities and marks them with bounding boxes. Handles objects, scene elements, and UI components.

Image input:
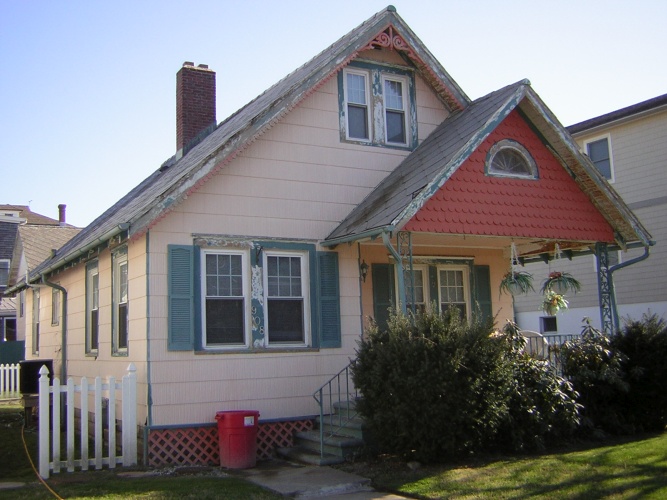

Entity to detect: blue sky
[2,0,665,228]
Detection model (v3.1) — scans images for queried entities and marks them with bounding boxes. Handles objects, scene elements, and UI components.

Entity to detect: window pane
[384,80,404,110]
[439,269,466,316]
[268,298,304,343]
[386,110,405,143]
[118,303,128,349]
[206,253,243,297]
[206,298,244,344]
[347,73,367,104]
[91,309,99,349]
[92,274,99,309]
[587,138,612,179]
[267,256,302,297]
[119,262,128,302]
[491,149,531,175]
[348,105,368,139]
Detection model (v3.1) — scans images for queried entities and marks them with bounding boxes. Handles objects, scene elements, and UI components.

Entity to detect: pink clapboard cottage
[10,6,651,465]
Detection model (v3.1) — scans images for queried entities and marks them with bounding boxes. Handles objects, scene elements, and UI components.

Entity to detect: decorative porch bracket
[397,231,415,314]
[595,242,614,335]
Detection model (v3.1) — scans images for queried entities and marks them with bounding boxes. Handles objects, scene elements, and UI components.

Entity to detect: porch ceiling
[359,232,601,262]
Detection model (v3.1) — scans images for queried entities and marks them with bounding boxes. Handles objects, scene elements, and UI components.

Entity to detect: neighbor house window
[585,136,613,181]
[112,248,129,354]
[202,250,248,348]
[486,139,537,178]
[438,266,469,319]
[0,259,9,290]
[86,261,99,354]
[264,251,309,345]
[51,287,60,326]
[340,62,415,148]
[32,288,40,354]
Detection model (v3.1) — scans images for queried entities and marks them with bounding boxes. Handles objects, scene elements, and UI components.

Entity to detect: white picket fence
[0,363,20,396]
[38,363,137,479]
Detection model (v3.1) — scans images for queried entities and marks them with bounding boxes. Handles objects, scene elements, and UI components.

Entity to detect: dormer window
[486,139,538,179]
[339,62,416,149]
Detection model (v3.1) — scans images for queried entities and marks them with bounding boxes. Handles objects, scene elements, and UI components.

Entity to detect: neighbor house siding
[515,105,667,333]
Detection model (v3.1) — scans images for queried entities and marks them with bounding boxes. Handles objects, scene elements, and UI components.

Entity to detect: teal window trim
[338,60,417,150]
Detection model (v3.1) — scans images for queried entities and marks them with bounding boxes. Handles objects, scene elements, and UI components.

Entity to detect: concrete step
[316,415,365,440]
[294,430,364,459]
[332,400,359,419]
[275,446,344,466]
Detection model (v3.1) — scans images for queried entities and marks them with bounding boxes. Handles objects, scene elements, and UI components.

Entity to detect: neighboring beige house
[515,94,666,335]
[7,6,651,466]
[0,205,79,349]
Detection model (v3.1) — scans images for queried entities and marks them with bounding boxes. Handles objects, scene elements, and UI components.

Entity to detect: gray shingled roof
[25,5,469,282]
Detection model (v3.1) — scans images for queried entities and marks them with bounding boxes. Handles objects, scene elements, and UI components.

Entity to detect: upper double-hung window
[341,62,415,148]
[584,135,614,181]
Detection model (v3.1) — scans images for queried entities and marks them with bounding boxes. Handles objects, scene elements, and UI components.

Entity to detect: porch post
[595,242,615,335]
[397,231,414,314]
[382,232,407,314]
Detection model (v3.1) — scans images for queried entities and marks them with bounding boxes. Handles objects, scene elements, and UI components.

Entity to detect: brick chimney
[176,62,216,154]
[58,204,66,226]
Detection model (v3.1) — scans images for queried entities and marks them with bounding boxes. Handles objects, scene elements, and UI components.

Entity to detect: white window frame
[200,249,251,350]
[343,68,371,143]
[86,261,99,354]
[382,74,409,146]
[263,250,310,347]
[583,134,615,183]
[112,248,129,354]
[436,264,471,321]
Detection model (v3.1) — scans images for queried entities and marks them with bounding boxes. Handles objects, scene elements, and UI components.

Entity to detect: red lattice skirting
[147,418,314,467]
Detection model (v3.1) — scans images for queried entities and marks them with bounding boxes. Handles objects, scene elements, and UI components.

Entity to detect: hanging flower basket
[540,271,581,295]
[540,290,569,316]
[500,270,534,296]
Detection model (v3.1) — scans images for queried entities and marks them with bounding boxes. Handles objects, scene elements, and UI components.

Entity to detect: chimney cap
[182,61,194,67]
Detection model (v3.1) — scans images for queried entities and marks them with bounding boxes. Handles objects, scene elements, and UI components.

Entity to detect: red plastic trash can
[215,410,260,469]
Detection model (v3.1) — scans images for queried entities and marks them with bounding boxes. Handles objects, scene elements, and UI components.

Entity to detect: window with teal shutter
[317,252,341,348]
[168,245,195,350]
[372,263,395,331]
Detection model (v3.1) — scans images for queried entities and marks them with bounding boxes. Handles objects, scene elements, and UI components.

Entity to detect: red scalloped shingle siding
[404,110,614,242]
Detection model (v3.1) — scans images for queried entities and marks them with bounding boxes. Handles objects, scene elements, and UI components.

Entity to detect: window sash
[86,263,99,353]
[51,287,60,326]
[344,70,370,141]
[383,77,407,144]
[265,252,308,345]
[32,289,40,354]
[202,250,248,347]
[586,137,613,180]
[438,267,469,319]
[113,250,129,353]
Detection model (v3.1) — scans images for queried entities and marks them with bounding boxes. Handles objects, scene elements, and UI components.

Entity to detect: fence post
[80,377,89,470]
[122,363,137,466]
[38,365,50,479]
[108,376,116,469]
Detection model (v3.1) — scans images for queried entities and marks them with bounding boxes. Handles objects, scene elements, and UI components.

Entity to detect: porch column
[595,242,615,335]
[382,232,407,314]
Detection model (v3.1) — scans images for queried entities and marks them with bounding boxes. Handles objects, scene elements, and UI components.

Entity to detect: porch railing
[312,362,357,459]
[522,332,580,376]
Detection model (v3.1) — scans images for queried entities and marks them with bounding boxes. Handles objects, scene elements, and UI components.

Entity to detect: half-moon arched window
[486,139,538,179]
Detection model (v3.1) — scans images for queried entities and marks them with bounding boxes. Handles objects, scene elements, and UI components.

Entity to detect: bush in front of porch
[351,308,580,463]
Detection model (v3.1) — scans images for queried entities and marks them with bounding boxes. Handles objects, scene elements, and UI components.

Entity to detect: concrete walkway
[231,459,409,498]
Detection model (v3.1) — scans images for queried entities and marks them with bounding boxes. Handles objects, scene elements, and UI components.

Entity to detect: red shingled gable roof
[404,110,615,242]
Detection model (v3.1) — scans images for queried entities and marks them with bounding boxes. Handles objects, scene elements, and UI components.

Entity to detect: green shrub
[559,320,628,435]
[492,322,581,452]
[612,314,667,432]
[352,309,580,461]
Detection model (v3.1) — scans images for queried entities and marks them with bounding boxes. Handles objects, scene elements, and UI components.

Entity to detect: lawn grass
[364,433,667,499]
[0,401,281,499]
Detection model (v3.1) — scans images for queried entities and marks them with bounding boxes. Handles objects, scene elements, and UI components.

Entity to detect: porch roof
[323,81,652,254]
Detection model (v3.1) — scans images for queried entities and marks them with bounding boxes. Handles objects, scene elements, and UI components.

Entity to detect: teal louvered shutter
[372,263,395,331]
[168,245,195,351]
[317,252,341,348]
[473,265,493,323]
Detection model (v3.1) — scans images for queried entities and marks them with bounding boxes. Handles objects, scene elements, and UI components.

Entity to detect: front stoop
[276,401,366,466]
